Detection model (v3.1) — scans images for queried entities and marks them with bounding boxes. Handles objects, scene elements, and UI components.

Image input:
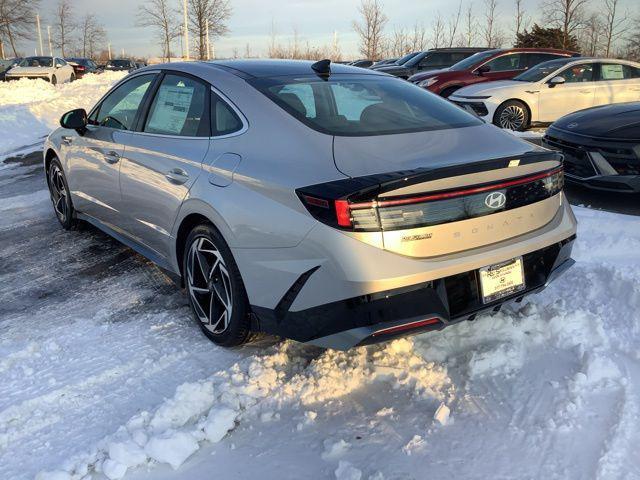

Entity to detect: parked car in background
[5,56,75,84]
[349,59,375,68]
[373,48,490,79]
[45,59,576,350]
[65,57,101,78]
[370,51,422,70]
[135,61,148,69]
[542,102,640,192]
[104,59,137,72]
[409,48,577,97]
[449,58,640,130]
[0,59,15,81]
[373,58,398,66]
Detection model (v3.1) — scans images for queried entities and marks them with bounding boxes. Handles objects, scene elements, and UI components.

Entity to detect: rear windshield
[19,57,53,67]
[396,52,420,64]
[449,50,499,71]
[250,74,481,136]
[109,60,130,67]
[513,58,574,82]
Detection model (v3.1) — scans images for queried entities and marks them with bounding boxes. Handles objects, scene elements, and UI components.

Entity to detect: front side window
[420,53,452,67]
[145,74,209,137]
[558,63,594,83]
[525,53,565,68]
[92,74,155,130]
[484,53,524,72]
[251,74,481,136]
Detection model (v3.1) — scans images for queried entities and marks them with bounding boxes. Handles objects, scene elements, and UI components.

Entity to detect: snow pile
[37,339,454,479]
[0,72,125,160]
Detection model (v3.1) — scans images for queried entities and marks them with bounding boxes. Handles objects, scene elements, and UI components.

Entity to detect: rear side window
[144,74,209,137]
[251,74,481,136]
[599,63,640,80]
[211,92,243,136]
[484,53,524,72]
[525,53,565,68]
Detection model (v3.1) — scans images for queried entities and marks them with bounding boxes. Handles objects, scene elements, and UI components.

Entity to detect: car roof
[204,59,384,78]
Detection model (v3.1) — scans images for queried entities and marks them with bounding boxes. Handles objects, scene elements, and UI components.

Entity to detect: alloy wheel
[49,165,68,223]
[499,105,526,130]
[186,237,233,334]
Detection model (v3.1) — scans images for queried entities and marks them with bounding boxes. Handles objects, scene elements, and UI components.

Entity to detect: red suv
[408,48,579,97]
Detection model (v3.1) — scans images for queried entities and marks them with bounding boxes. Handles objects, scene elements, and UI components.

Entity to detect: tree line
[0,0,231,61]
[352,0,639,61]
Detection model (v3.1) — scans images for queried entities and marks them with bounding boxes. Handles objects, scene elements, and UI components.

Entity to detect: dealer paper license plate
[479,257,525,304]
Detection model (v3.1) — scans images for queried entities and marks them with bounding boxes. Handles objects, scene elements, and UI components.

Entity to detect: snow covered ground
[1,74,640,480]
[0,72,126,161]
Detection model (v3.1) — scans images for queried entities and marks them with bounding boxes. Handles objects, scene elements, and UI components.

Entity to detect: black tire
[47,157,80,230]
[183,224,251,347]
[51,75,57,85]
[440,86,460,98]
[70,73,75,82]
[493,100,530,131]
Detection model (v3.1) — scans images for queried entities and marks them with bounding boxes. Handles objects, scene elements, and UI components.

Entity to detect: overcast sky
[22,0,638,59]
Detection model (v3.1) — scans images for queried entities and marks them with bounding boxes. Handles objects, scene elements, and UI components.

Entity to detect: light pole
[182,0,189,60]
[47,26,53,57]
[108,43,112,60]
[36,13,44,56]
[206,19,210,60]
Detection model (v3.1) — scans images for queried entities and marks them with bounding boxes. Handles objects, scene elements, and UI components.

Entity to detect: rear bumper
[251,235,576,350]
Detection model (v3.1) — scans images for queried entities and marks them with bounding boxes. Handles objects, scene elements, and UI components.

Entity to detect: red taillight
[372,318,441,337]
[77,66,85,71]
[334,200,352,227]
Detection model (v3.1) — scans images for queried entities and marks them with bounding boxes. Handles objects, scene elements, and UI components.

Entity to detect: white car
[5,56,76,85]
[449,58,640,130]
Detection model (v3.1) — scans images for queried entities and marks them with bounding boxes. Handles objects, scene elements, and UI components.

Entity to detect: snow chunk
[433,403,451,426]
[402,435,426,455]
[203,407,237,443]
[108,439,147,468]
[335,461,362,480]
[150,381,215,432]
[102,459,127,480]
[145,431,199,470]
[322,439,351,461]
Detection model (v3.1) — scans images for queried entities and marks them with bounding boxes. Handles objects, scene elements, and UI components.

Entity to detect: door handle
[104,150,120,164]
[165,168,189,185]
[61,135,73,146]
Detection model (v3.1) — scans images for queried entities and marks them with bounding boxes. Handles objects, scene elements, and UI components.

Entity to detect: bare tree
[188,0,232,60]
[352,0,388,59]
[53,0,75,57]
[580,12,602,55]
[481,0,504,47]
[431,12,446,48]
[78,14,106,58]
[602,0,628,57]
[446,0,463,47]
[542,0,590,50]
[623,17,640,60]
[0,0,40,57]
[137,0,179,61]
[464,3,478,46]
[514,0,530,39]
[409,23,428,51]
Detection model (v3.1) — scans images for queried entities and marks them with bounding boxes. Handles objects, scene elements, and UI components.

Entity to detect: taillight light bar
[297,166,564,231]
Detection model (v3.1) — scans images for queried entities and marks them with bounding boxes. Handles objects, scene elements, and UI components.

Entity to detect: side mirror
[476,64,491,75]
[548,76,565,88]
[60,108,88,134]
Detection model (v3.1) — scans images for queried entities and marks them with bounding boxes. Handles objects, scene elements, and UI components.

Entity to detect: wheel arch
[44,147,60,185]
[173,201,237,282]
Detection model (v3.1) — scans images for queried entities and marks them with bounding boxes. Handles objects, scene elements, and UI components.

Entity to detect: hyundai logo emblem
[485,191,506,209]
[567,122,579,129]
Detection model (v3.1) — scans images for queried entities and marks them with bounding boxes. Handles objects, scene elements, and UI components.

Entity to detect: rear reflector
[372,318,441,337]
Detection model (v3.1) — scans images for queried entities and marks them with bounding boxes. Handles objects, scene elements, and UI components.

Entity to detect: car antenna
[311,59,331,79]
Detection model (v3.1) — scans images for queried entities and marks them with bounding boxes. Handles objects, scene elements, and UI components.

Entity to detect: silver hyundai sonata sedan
[44,59,577,350]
